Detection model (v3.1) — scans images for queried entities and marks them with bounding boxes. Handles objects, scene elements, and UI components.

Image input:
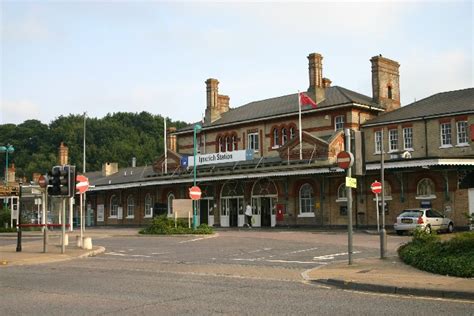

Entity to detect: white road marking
[232,258,328,265]
[179,234,218,243]
[313,251,361,260]
[151,252,168,255]
[286,247,318,254]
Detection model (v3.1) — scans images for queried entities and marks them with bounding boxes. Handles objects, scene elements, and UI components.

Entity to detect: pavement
[1,229,473,301]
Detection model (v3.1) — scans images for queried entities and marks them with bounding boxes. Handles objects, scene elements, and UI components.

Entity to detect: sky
[1,0,472,125]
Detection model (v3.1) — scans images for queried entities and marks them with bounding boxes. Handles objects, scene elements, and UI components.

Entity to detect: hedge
[139,215,214,235]
[398,230,474,278]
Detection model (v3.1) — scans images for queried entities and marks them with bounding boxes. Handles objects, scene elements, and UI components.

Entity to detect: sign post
[371,181,382,232]
[76,175,89,248]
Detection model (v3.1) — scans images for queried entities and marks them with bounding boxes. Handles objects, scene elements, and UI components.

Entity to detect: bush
[0,207,11,228]
[398,230,474,278]
[139,215,214,235]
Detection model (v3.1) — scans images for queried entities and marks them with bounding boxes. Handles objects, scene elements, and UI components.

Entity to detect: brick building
[85,53,474,229]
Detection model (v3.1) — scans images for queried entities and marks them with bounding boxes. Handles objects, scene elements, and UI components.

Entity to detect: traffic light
[47,165,76,197]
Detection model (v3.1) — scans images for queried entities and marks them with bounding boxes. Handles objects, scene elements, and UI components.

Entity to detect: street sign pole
[376,193,380,232]
[61,198,66,254]
[380,129,387,259]
[345,128,353,265]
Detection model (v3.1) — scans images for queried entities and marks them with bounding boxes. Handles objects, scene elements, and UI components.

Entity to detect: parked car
[393,208,454,235]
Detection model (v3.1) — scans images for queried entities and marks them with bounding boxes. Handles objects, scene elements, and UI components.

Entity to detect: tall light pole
[380,129,387,259]
[193,124,202,230]
[0,144,15,210]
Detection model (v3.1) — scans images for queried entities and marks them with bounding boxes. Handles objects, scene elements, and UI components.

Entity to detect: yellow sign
[346,177,357,188]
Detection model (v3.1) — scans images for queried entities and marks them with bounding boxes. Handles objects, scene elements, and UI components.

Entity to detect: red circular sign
[336,151,354,169]
[371,181,382,194]
[76,175,89,194]
[38,175,47,188]
[189,186,202,200]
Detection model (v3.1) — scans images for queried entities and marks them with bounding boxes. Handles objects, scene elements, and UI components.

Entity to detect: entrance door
[199,198,214,226]
[229,199,238,227]
[220,198,229,227]
[261,198,271,227]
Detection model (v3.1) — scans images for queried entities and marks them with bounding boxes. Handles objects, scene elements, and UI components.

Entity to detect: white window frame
[374,130,382,154]
[126,195,135,218]
[144,193,153,218]
[388,129,398,152]
[281,128,288,145]
[290,127,296,140]
[272,128,279,148]
[167,193,175,217]
[248,132,259,152]
[403,127,413,150]
[298,183,315,217]
[440,122,452,147]
[335,115,345,131]
[232,135,238,151]
[109,195,118,218]
[336,183,347,203]
[456,121,468,146]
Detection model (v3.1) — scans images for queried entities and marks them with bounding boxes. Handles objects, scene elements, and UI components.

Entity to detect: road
[0,229,472,315]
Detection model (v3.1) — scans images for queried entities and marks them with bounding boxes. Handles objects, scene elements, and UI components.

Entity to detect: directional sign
[337,151,354,169]
[346,177,357,189]
[189,186,202,200]
[76,175,89,194]
[371,181,382,194]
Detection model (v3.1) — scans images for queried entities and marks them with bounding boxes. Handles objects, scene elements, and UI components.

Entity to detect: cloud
[0,100,41,124]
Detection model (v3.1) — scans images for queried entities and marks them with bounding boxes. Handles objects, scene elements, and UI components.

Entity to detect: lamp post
[193,124,202,230]
[0,144,14,210]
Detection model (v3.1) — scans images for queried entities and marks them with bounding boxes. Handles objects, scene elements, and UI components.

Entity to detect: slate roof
[363,88,474,126]
[177,86,379,133]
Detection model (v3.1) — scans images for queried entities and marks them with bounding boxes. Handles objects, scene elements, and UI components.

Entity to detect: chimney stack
[204,78,230,124]
[371,54,400,112]
[58,142,68,165]
[102,162,119,177]
[167,127,177,152]
[307,53,326,104]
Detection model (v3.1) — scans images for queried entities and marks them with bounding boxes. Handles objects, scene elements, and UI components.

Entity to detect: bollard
[62,233,69,246]
[43,228,48,253]
[76,235,82,248]
[82,237,92,250]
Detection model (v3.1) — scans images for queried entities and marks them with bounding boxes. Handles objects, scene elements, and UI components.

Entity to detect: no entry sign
[189,186,202,200]
[76,175,89,194]
[371,181,382,194]
[337,151,354,169]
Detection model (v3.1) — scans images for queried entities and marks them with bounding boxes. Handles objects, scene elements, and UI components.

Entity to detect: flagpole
[164,117,168,174]
[298,91,303,160]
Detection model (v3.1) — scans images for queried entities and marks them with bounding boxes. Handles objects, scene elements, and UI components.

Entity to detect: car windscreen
[398,211,422,218]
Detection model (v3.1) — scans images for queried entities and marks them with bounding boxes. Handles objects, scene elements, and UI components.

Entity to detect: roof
[363,88,474,126]
[177,86,379,133]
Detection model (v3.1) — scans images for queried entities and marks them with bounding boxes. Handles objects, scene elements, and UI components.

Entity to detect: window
[299,184,314,216]
[144,194,153,218]
[337,183,347,201]
[440,122,452,147]
[387,86,392,99]
[389,129,398,152]
[127,195,135,218]
[232,135,238,151]
[273,128,279,147]
[403,127,413,150]
[290,127,296,139]
[281,128,288,145]
[167,193,175,216]
[248,132,259,151]
[374,130,382,154]
[110,195,119,217]
[417,178,436,199]
[226,136,232,152]
[335,115,345,131]
[457,121,468,145]
[218,137,225,152]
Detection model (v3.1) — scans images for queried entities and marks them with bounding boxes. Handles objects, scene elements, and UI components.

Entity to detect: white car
[393,208,454,235]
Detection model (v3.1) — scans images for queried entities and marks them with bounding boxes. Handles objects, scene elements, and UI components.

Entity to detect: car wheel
[425,225,432,234]
[448,223,454,233]
[396,230,403,236]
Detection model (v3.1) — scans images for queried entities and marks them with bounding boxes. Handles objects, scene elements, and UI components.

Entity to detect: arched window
[273,128,279,147]
[144,193,153,218]
[290,127,296,139]
[337,183,347,202]
[110,195,119,217]
[299,183,314,215]
[219,137,225,152]
[167,193,175,216]
[281,127,288,145]
[417,178,436,199]
[127,195,135,218]
[232,135,238,151]
[226,136,232,152]
[387,85,393,99]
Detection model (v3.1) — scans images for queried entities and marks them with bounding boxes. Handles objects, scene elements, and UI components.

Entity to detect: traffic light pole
[61,198,66,254]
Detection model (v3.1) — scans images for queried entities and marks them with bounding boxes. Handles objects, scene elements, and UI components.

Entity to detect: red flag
[299,92,317,108]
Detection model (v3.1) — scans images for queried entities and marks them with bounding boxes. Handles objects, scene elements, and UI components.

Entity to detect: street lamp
[193,124,202,230]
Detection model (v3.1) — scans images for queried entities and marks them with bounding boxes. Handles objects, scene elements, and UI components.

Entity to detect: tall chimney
[205,78,220,123]
[58,142,68,165]
[167,127,177,152]
[307,53,326,104]
[371,54,401,112]
[102,162,119,177]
